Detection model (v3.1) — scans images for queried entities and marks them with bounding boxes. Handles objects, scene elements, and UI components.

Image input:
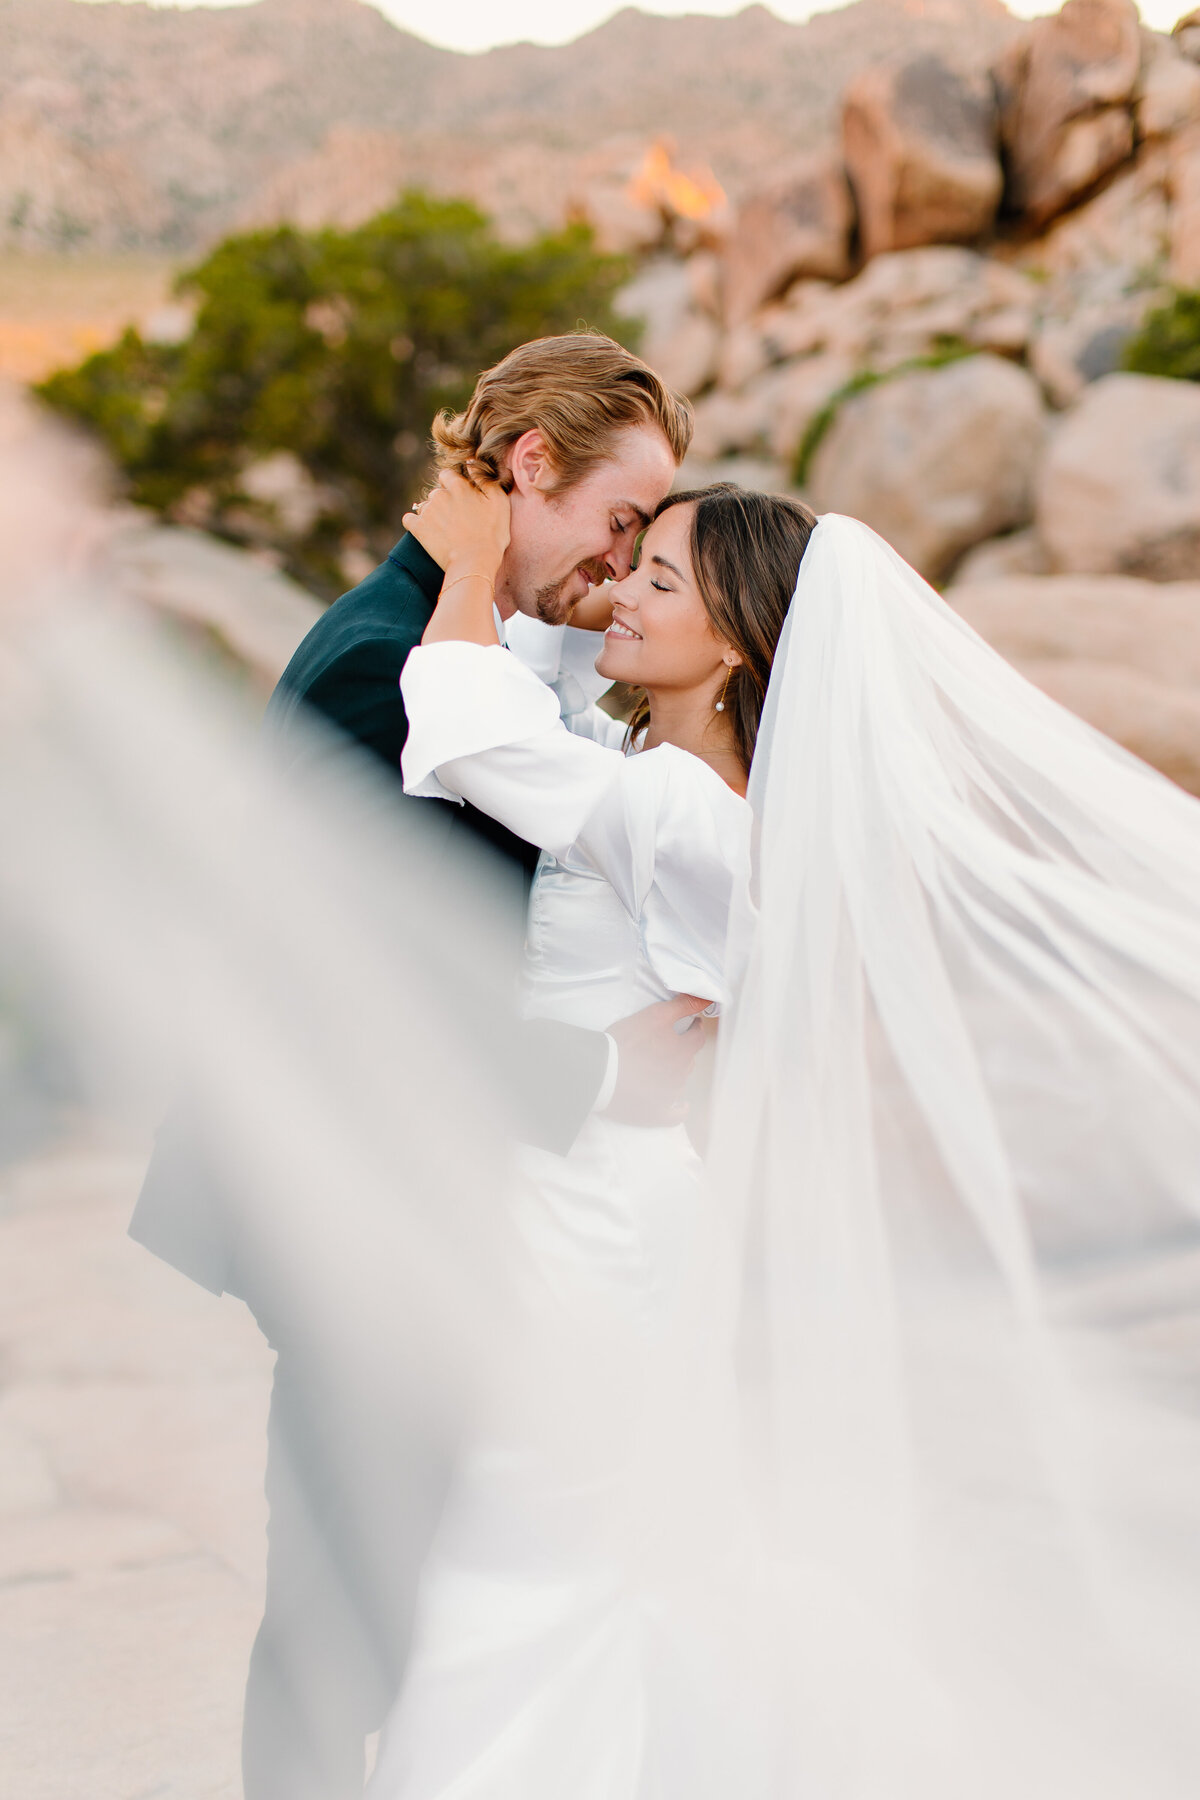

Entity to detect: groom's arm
[518,1019,613,1153]
[292,635,415,778]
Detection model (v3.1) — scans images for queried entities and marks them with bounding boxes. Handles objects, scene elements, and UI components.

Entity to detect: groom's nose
[607,536,637,581]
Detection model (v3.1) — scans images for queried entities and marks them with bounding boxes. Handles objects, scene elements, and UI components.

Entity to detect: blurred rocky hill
[619,0,1200,790]
[651,0,1200,556]
[11,0,1200,798]
[0,0,1016,252]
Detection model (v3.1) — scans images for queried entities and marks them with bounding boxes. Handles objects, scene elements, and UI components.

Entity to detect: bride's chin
[596,654,640,687]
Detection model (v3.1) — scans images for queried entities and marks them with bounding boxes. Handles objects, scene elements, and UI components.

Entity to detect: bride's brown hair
[628,484,817,773]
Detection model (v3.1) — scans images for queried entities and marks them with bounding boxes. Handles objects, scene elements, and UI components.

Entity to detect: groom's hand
[601,993,712,1126]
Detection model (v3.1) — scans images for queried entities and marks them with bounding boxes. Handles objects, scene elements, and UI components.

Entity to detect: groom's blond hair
[430,333,693,490]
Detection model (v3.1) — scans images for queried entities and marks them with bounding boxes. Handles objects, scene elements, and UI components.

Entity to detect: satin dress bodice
[522,847,674,1031]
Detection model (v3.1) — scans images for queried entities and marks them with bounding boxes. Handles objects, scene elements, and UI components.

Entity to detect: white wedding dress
[364,519,1200,1800]
[365,632,762,1799]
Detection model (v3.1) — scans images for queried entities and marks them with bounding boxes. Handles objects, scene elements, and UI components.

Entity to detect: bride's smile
[594,502,736,712]
[604,612,640,640]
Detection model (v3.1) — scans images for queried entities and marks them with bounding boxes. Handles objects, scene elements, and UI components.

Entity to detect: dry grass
[0,254,177,383]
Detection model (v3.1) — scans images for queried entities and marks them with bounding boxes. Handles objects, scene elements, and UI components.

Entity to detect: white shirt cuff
[593,1033,619,1114]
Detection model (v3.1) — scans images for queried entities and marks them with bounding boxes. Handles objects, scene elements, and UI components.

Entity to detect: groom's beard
[534,579,573,625]
[534,561,606,625]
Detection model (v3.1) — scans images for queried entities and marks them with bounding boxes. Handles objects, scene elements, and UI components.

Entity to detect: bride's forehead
[643,503,694,554]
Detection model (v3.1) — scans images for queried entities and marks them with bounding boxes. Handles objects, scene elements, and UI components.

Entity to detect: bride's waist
[519,1112,700,1178]
[520,976,668,1036]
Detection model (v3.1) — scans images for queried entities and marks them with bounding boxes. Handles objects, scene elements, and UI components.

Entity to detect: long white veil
[7,380,1200,1792]
[711,514,1200,1796]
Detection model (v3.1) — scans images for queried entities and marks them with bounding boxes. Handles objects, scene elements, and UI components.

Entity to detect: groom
[267,331,703,1142]
[132,333,707,1799]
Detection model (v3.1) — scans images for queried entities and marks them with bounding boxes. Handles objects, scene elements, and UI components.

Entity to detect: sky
[81,0,1186,54]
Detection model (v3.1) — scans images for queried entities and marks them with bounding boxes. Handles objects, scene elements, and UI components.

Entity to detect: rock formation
[1170,121,1200,282]
[807,355,1047,582]
[842,55,1003,257]
[0,0,1018,255]
[950,573,1200,792]
[105,514,325,690]
[641,0,1200,630]
[993,0,1143,227]
[719,154,854,326]
[1036,373,1200,578]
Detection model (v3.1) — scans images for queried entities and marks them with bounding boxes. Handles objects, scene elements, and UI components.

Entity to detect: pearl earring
[715,661,734,713]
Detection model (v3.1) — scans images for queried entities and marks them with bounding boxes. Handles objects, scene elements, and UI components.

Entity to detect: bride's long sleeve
[400,642,748,1003]
[502,613,629,750]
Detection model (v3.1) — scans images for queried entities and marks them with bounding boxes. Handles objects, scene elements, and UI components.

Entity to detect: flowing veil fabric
[6,377,1200,1798]
[708,514,1200,1796]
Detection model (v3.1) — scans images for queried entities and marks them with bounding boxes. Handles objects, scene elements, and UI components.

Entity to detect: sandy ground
[0,1126,273,1799]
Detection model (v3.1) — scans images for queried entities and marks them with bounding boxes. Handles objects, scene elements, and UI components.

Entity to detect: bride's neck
[641,686,747,796]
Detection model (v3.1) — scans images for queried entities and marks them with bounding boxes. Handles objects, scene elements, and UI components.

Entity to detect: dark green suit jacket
[130,534,609,1298]
[266,534,547,881]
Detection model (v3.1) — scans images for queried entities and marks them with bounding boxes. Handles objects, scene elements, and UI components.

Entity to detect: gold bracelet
[441,572,495,601]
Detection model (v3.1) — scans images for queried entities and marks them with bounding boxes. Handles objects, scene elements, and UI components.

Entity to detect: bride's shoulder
[605,744,750,890]
[625,741,750,815]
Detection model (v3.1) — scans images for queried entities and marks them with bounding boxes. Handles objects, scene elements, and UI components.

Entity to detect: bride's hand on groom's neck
[405,471,512,648]
[404,468,511,576]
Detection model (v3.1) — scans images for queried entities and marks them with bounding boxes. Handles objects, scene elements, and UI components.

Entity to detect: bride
[368,477,813,1799]
[368,475,1200,1799]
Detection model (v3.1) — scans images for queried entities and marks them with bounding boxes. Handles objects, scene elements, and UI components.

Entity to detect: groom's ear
[507,429,558,499]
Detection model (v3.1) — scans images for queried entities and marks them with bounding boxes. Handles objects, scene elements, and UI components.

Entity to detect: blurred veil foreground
[3,390,1200,1800]
[0,387,540,1789]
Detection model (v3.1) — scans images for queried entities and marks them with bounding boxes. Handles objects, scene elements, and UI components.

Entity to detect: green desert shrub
[37,193,635,597]
[1121,287,1200,384]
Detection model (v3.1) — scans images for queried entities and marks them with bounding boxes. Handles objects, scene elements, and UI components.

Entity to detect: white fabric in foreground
[709,513,1200,1798]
